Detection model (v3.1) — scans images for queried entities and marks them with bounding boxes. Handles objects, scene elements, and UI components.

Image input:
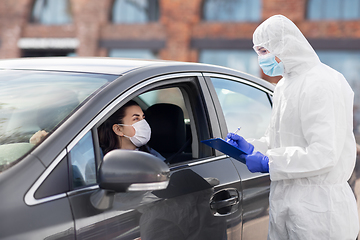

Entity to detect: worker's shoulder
[305,63,344,87]
[299,69,342,102]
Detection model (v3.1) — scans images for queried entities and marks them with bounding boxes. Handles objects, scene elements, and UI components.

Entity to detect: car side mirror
[91,149,170,210]
[99,149,170,192]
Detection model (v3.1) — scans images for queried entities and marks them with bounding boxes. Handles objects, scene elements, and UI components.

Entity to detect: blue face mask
[258,53,284,77]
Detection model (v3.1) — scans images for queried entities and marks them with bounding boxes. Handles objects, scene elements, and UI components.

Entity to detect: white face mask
[118,119,151,147]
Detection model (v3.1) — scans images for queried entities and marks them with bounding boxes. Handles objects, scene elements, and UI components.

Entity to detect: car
[0,57,357,240]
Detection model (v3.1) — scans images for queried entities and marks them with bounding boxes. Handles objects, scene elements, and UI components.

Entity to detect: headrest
[146,103,186,154]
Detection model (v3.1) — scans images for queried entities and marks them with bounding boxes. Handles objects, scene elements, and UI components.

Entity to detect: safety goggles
[253,46,270,56]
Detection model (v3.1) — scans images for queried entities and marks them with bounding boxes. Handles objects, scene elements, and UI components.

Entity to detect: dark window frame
[191,39,253,50]
[308,38,360,50]
[21,49,76,58]
[191,38,360,51]
[100,40,164,58]
[99,39,165,50]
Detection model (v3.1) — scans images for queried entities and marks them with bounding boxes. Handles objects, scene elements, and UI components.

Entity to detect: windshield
[0,70,118,172]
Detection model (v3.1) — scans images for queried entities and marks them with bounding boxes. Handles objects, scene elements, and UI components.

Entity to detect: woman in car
[98,100,164,160]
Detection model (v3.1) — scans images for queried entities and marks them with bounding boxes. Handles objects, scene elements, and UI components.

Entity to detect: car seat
[146,103,192,164]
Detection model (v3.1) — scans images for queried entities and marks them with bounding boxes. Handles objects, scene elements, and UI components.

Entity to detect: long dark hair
[98,100,150,155]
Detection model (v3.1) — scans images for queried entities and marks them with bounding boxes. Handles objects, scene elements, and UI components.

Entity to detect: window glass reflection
[343,0,360,19]
[203,0,261,22]
[307,0,360,20]
[111,0,160,23]
[0,70,113,171]
[316,50,360,138]
[69,131,97,188]
[211,77,272,139]
[30,0,72,25]
[199,50,260,77]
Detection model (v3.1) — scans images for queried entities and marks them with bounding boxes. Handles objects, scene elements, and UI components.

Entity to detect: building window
[199,50,260,77]
[30,0,72,25]
[111,0,160,23]
[307,0,360,20]
[108,49,157,59]
[202,0,261,22]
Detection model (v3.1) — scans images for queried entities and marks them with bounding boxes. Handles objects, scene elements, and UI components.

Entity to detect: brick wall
[0,0,359,77]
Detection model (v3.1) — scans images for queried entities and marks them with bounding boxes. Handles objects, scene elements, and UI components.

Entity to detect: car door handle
[210,196,238,210]
[210,188,240,216]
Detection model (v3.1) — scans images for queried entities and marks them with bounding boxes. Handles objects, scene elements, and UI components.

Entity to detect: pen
[227,127,241,142]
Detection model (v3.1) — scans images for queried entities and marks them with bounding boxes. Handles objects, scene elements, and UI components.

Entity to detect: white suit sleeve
[268,79,347,181]
[247,127,270,154]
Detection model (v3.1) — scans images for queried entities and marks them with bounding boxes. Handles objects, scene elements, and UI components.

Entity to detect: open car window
[97,78,213,165]
[138,87,193,164]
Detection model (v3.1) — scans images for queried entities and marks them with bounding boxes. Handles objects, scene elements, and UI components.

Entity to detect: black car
[0,57,337,239]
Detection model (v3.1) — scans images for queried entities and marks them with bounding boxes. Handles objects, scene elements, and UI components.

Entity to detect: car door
[0,70,118,240]
[203,73,273,240]
[66,72,243,240]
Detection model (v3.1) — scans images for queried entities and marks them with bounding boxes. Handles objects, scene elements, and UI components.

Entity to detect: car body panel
[7,57,357,239]
[61,72,242,239]
[202,72,273,238]
[0,58,272,240]
[0,153,75,240]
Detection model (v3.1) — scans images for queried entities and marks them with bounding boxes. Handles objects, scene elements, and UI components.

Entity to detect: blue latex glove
[245,151,269,173]
[225,133,254,155]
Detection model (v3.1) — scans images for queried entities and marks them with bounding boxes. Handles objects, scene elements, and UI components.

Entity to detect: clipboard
[201,138,250,164]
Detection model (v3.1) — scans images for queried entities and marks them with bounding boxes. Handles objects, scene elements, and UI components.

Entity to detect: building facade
[0,1,360,79]
[1,0,360,129]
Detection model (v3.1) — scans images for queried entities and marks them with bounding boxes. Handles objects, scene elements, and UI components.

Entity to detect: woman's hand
[29,130,48,145]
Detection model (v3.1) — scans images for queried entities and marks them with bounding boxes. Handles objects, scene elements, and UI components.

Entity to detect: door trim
[202,73,273,95]
[24,150,67,206]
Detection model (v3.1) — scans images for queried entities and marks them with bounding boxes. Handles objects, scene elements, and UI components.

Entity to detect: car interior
[145,103,192,164]
[96,85,197,167]
[66,80,214,190]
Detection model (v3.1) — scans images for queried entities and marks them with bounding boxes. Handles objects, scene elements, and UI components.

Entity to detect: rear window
[0,70,117,172]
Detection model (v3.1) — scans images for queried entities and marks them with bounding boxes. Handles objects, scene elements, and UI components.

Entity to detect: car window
[0,70,117,172]
[97,80,212,165]
[138,87,193,163]
[138,87,189,120]
[210,77,272,139]
[69,131,97,188]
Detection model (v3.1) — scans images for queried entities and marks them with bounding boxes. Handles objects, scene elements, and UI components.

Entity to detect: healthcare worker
[226,15,359,239]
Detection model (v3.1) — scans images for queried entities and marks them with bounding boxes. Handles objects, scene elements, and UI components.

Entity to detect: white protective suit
[251,15,359,239]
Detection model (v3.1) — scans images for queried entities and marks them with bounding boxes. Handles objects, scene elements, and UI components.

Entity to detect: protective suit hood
[253,15,320,78]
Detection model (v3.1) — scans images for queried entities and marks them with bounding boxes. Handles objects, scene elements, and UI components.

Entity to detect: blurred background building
[1,0,360,133]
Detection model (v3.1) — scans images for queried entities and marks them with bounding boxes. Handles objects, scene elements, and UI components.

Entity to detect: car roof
[0,57,274,91]
[0,57,168,75]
